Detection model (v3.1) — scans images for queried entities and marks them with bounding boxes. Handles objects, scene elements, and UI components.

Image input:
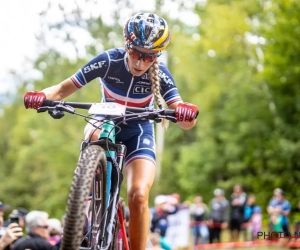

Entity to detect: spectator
[189,195,209,246]
[4,208,28,229]
[269,206,286,245]
[267,188,283,231]
[150,195,174,250]
[208,188,229,244]
[268,188,283,205]
[12,210,58,250]
[244,194,256,223]
[270,206,283,232]
[0,223,23,250]
[0,201,10,237]
[267,190,291,235]
[229,184,247,242]
[164,193,190,250]
[251,206,262,240]
[47,218,62,246]
[243,194,256,241]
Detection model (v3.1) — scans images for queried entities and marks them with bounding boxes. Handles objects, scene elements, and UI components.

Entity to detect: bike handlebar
[38,99,177,123]
[42,99,92,109]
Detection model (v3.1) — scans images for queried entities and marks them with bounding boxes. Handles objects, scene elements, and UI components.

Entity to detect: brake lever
[37,107,48,113]
[48,104,76,119]
[165,116,177,123]
[37,104,75,114]
[56,104,75,114]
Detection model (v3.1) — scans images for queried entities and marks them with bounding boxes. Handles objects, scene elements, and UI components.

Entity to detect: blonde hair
[149,59,162,109]
[149,59,169,129]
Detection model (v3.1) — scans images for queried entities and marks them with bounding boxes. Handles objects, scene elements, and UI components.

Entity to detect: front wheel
[60,145,107,250]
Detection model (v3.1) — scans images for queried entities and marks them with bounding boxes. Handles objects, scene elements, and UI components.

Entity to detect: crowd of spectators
[0,203,62,250]
[1,185,299,250]
[149,185,300,249]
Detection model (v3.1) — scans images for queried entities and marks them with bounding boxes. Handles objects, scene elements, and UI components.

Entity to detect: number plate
[88,103,126,116]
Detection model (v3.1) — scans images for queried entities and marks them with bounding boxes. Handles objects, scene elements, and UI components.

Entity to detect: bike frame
[81,119,129,250]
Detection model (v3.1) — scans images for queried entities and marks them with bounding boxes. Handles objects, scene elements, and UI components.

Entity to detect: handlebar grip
[41,99,55,107]
[162,109,176,117]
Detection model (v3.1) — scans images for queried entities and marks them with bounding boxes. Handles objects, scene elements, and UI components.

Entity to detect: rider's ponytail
[149,59,162,109]
[149,59,169,129]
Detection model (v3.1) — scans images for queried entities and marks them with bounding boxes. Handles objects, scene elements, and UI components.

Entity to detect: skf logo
[158,70,174,86]
[133,85,151,94]
[84,61,106,73]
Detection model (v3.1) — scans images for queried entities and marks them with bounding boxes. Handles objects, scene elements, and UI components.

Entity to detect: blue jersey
[70,48,182,166]
[269,199,291,225]
[70,48,182,108]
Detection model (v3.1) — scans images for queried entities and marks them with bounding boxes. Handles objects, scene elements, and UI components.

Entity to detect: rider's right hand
[24,91,46,109]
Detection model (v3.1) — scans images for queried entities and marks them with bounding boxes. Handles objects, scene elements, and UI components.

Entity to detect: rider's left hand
[175,102,199,122]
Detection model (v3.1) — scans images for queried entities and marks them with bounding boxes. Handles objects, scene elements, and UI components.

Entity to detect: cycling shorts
[116,121,156,166]
[87,118,156,166]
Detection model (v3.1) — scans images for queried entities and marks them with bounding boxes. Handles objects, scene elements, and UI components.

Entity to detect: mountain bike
[37,99,177,250]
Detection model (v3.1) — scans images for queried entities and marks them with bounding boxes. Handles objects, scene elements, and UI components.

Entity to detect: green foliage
[159,0,300,219]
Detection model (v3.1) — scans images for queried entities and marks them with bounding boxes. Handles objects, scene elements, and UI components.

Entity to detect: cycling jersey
[70,48,182,108]
[70,48,182,166]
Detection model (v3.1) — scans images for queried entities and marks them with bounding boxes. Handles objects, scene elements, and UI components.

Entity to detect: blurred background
[0,0,299,225]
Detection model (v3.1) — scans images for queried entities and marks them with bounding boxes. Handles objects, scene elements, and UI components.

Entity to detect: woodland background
[0,0,299,220]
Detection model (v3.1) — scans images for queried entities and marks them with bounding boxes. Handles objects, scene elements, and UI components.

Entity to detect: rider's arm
[168,102,197,130]
[42,51,111,100]
[42,78,79,100]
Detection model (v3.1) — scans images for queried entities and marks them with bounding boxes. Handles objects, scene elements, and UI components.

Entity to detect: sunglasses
[37,225,49,229]
[126,44,161,63]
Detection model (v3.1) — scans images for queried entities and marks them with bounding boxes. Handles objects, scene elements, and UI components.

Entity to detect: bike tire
[60,145,107,250]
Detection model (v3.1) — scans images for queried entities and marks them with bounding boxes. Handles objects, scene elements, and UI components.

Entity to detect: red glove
[175,102,199,122]
[24,91,46,109]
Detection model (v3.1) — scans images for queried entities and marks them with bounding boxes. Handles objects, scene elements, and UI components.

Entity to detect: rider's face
[126,45,158,77]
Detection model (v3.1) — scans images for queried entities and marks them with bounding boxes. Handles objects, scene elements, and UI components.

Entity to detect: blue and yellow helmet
[123,13,171,52]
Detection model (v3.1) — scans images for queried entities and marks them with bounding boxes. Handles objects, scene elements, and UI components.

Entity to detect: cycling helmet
[123,13,171,52]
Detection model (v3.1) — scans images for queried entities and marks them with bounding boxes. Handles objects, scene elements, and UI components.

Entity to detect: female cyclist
[24,13,199,250]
